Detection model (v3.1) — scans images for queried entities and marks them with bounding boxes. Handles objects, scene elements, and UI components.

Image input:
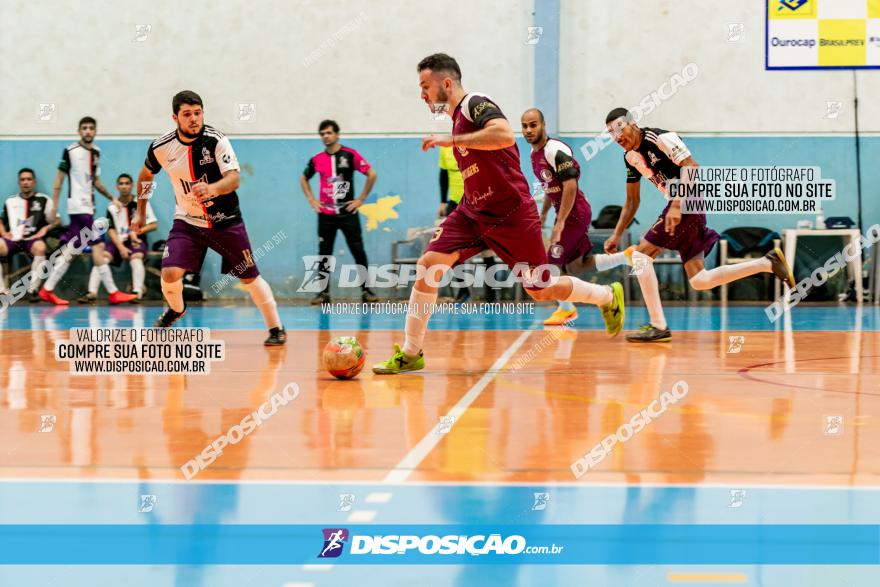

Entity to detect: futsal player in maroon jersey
[373,54,625,374]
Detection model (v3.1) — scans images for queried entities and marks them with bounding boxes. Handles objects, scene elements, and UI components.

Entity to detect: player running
[521,108,633,326]
[603,108,795,342]
[373,54,625,374]
[131,91,286,345]
[39,117,137,305]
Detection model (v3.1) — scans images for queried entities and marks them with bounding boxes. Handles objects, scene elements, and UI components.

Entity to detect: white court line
[365,492,393,503]
[2,477,880,490]
[346,510,377,522]
[383,328,535,484]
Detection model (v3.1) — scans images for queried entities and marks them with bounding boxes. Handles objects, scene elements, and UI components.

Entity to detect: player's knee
[161,267,186,282]
[688,270,712,290]
[31,240,46,256]
[130,252,143,260]
[240,276,256,285]
[525,285,550,301]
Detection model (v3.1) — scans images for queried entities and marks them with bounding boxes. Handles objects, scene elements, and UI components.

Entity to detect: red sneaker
[108,290,138,304]
[38,288,70,305]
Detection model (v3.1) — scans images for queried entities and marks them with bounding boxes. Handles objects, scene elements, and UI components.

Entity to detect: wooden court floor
[1,319,878,486]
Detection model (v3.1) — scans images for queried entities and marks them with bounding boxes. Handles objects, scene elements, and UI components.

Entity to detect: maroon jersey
[530,137,591,226]
[451,93,533,218]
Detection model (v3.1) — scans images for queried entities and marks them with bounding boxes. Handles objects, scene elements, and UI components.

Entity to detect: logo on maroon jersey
[540,169,553,182]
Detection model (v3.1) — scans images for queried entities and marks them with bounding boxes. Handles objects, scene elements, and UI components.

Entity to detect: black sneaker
[625,324,672,343]
[264,326,287,346]
[311,292,330,306]
[362,288,379,303]
[153,305,187,328]
[28,290,40,303]
[766,247,796,289]
[77,293,97,304]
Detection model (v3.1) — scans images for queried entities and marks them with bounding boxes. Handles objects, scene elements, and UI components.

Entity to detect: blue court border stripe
[1,524,878,564]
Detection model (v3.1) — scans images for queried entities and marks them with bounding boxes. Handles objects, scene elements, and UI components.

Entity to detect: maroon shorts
[162,219,260,279]
[105,238,148,266]
[644,204,720,262]
[549,208,594,268]
[1,237,39,257]
[60,213,105,248]
[425,201,548,285]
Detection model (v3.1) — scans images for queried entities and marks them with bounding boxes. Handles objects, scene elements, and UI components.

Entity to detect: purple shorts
[548,207,593,267]
[1,237,39,257]
[426,201,548,270]
[644,204,720,262]
[60,213,105,248]
[106,238,148,266]
[162,219,260,279]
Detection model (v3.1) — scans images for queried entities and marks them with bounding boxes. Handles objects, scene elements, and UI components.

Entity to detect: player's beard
[178,123,203,139]
[432,87,449,114]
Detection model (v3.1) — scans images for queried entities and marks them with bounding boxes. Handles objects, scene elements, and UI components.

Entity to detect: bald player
[372,53,625,375]
[522,108,632,326]
[604,107,795,342]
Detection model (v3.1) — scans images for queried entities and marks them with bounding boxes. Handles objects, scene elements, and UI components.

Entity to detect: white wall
[559,0,880,134]
[0,0,535,136]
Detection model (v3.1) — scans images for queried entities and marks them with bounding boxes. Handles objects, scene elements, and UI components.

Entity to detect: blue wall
[1,135,875,298]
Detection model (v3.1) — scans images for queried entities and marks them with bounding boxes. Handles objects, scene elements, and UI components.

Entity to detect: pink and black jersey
[144,125,242,229]
[451,93,533,219]
[530,138,591,224]
[303,147,372,215]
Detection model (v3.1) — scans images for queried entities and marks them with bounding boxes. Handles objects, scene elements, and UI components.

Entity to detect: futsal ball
[323,336,366,380]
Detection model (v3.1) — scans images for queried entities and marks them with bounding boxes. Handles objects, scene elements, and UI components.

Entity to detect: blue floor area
[1,482,879,585]
[1,303,877,331]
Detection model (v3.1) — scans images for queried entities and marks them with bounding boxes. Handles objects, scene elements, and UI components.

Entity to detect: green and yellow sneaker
[599,282,625,337]
[372,344,425,374]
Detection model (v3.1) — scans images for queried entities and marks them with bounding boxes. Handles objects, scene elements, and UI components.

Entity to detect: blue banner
[1,524,878,565]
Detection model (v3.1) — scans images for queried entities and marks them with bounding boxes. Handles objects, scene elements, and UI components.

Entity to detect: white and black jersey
[144,125,242,228]
[624,127,691,198]
[1,193,54,241]
[58,142,101,215]
[107,199,157,241]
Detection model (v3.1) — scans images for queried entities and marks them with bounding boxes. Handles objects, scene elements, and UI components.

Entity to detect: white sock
[29,255,47,292]
[161,278,185,312]
[130,258,145,294]
[563,276,612,306]
[594,252,631,272]
[244,275,281,329]
[88,266,101,294]
[96,263,118,294]
[403,286,437,357]
[631,251,667,330]
[558,300,575,312]
[44,258,71,291]
[690,258,772,290]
